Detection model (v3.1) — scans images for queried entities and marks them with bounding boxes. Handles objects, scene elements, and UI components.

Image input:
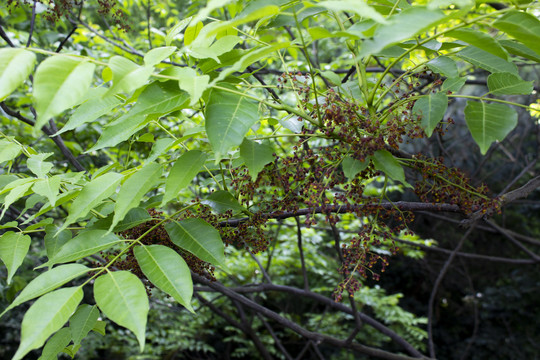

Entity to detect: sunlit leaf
[134,245,194,312]
[162,150,207,206]
[205,88,259,161]
[0,140,21,164]
[0,48,36,101]
[38,327,71,360]
[89,81,189,151]
[32,176,61,207]
[56,89,123,135]
[94,271,148,352]
[12,287,83,360]
[110,162,162,232]
[107,56,153,95]
[27,153,54,178]
[0,231,31,285]
[43,230,122,267]
[0,264,89,317]
[34,56,95,130]
[319,0,387,24]
[144,46,177,66]
[166,17,192,46]
[56,172,123,234]
[43,225,72,260]
[359,6,446,57]
[70,304,99,345]
[165,218,226,268]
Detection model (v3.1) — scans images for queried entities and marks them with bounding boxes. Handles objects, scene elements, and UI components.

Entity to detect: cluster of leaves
[1,0,539,358]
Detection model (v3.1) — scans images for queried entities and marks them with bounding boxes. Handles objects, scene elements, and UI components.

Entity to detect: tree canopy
[1,0,539,359]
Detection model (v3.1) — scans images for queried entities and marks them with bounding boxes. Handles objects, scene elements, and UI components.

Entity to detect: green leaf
[493,11,540,55]
[43,230,122,267]
[211,42,292,82]
[428,0,473,10]
[0,231,31,285]
[56,172,123,234]
[89,81,189,152]
[94,271,149,352]
[441,77,466,92]
[91,320,107,336]
[44,225,72,260]
[70,304,99,345]
[189,35,242,62]
[205,88,260,161]
[184,21,204,46]
[107,56,153,95]
[0,179,37,220]
[464,101,518,154]
[201,190,245,214]
[110,163,162,232]
[191,5,278,46]
[12,287,83,360]
[163,67,210,106]
[162,150,207,206]
[487,72,534,95]
[56,90,123,135]
[0,140,21,164]
[166,17,192,46]
[27,153,54,178]
[38,327,71,360]
[0,264,89,318]
[113,207,152,232]
[62,344,81,358]
[456,46,517,74]
[426,56,459,78]
[413,92,448,137]
[0,221,18,230]
[134,245,194,312]
[239,138,274,181]
[144,46,177,66]
[499,40,540,62]
[359,6,446,57]
[0,48,36,101]
[342,156,369,180]
[32,176,61,207]
[165,218,226,267]
[33,56,95,130]
[372,150,410,187]
[446,28,508,59]
[319,0,387,24]
[146,138,175,163]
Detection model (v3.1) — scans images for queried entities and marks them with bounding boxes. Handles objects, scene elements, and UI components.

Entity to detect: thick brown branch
[219,202,461,227]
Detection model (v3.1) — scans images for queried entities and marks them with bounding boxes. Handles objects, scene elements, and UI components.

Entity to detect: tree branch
[0,102,86,172]
[219,202,461,227]
[193,274,429,359]
[194,282,426,358]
